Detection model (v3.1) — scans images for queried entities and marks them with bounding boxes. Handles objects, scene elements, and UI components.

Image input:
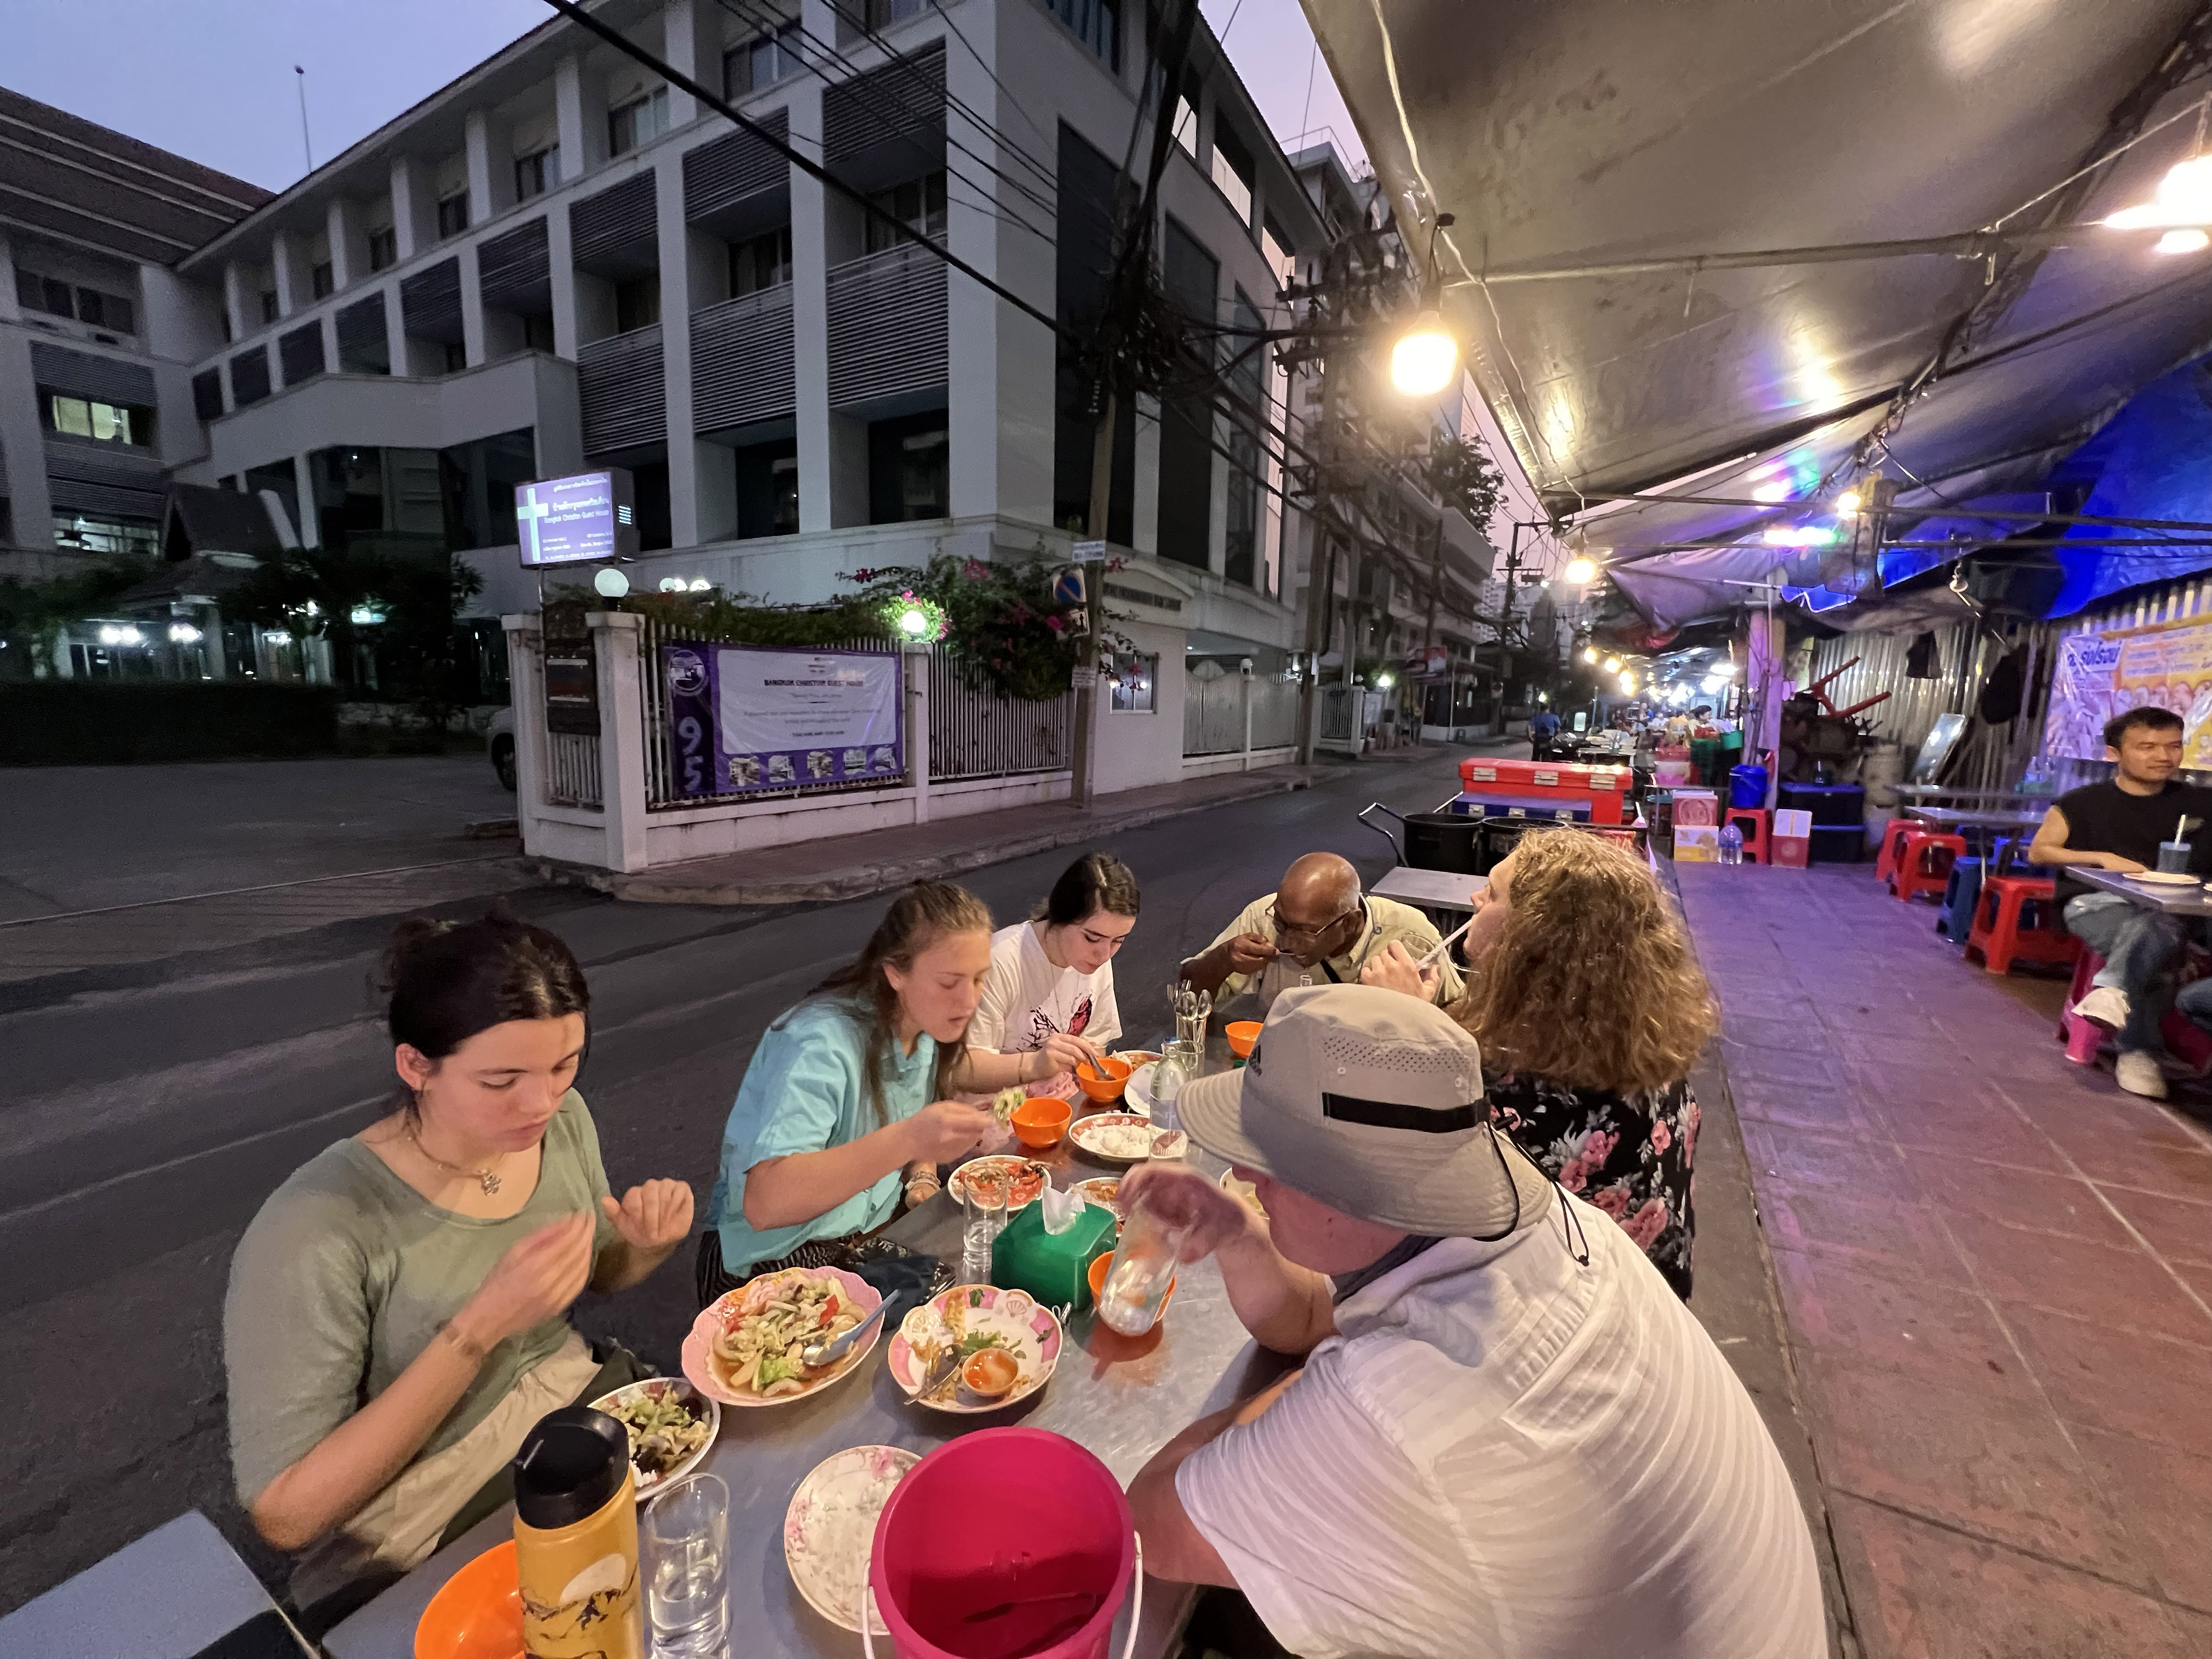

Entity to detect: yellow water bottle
[512,1406,643,1659]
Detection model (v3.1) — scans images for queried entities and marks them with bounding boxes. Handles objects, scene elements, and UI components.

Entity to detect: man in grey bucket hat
[1124,984,1823,1659]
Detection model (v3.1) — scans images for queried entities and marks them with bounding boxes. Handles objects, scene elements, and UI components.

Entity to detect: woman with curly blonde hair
[1365,828,1717,1296]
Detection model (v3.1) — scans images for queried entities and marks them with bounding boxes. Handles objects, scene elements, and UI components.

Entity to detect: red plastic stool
[1874,818,1920,883]
[1964,876,2077,975]
[1888,832,1967,903]
[1723,806,1770,865]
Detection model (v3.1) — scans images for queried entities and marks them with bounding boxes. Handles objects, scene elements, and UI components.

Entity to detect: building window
[1210,127,1253,225]
[312,260,335,297]
[260,289,281,324]
[43,390,147,446]
[1260,217,1293,292]
[515,146,561,200]
[1042,0,1115,64]
[1172,93,1198,158]
[437,190,470,238]
[1109,651,1156,713]
[14,271,136,333]
[865,0,930,27]
[868,411,949,523]
[735,437,800,539]
[522,312,556,351]
[615,275,661,332]
[729,225,793,294]
[865,172,947,253]
[725,22,803,96]
[367,226,398,270]
[53,514,159,558]
[608,87,670,157]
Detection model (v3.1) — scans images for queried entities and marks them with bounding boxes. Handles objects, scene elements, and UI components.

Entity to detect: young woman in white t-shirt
[970,853,1139,1099]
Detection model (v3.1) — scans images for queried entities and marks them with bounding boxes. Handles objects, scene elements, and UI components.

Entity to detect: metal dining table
[2068,864,2212,917]
[1369,866,1489,914]
[1901,805,2053,836]
[326,1037,1278,1659]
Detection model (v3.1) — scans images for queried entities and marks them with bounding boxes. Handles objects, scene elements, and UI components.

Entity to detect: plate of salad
[887,1283,1063,1414]
[587,1377,720,1496]
[682,1266,883,1408]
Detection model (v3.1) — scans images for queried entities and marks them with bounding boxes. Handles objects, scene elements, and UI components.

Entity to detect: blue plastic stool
[1938,856,1984,944]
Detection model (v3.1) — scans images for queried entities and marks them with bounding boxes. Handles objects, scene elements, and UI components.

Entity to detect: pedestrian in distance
[1119,985,1824,1659]
[223,913,693,1627]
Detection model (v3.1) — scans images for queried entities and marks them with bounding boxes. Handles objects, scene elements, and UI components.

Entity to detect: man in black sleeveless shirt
[2028,706,2212,1098]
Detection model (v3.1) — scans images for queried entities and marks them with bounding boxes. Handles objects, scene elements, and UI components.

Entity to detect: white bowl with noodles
[681,1265,883,1409]
[783,1444,919,1635]
[586,1376,720,1498]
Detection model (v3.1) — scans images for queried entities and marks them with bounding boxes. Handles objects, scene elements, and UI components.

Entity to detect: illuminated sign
[515,469,640,567]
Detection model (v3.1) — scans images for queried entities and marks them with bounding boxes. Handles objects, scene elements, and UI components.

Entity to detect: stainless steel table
[1892,784,2045,805]
[328,1060,1278,1659]
[1369,866,1489,913]
[1901,805,2052,834]
[2069,864,2212,917]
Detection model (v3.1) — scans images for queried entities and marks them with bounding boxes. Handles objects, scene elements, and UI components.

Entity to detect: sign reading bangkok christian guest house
[661,644,904,795]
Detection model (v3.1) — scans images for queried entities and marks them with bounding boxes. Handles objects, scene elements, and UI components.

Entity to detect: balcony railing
[826,241,947,408]
[691,287,795,431]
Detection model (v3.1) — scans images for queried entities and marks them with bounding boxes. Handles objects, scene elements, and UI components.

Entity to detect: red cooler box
[1459,758,1630,826]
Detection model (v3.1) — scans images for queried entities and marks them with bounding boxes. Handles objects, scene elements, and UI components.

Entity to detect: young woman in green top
[701,880,1099,1300]
[223,914,693,1621]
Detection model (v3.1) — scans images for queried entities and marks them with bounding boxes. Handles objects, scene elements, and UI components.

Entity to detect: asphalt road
[0,751,1470,1613]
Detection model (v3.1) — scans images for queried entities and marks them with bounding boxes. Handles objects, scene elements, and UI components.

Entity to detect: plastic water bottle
[1718,823,1744,866]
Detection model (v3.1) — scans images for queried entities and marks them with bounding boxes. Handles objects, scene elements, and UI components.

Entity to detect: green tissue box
[990,1198,1116,1312]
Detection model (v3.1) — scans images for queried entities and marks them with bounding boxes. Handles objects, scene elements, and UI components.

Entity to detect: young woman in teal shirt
[699,880,1098,1300]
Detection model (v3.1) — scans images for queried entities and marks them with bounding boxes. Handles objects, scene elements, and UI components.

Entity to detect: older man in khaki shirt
[1180,853,1464,1015]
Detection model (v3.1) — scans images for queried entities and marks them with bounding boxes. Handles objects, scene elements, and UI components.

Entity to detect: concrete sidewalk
[1675,858,2212,1658]
[528,762,1339,906]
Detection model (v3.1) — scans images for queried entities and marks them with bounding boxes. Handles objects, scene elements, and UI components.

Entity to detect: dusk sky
[8,0,1367,193]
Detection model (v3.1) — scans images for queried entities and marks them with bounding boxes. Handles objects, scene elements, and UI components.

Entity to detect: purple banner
[661,642,905,796]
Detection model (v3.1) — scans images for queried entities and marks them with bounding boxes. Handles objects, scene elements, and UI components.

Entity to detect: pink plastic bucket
[864,1427,1140,1659]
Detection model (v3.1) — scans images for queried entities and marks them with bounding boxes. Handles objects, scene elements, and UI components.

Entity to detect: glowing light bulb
[1604,656,1621,673]
[1835,488,1863,515]
[1752,481,1792,504]
[898,606,932,637]
[1582,646,1599,664]
[2106,155,2212,230]
[1389,311,1458,396]
[2158,227,2210,255]
[1619,674,1636,695]
[1376,672,1396,689]
[1562,556,1599,584]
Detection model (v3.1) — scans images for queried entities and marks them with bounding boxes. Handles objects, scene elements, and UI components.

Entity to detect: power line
[538,0,1063,336]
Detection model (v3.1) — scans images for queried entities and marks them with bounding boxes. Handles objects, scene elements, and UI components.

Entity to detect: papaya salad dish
[682,1266,883,1407]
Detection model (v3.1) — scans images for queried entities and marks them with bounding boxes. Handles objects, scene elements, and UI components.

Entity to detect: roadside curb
[522,767,1327,906]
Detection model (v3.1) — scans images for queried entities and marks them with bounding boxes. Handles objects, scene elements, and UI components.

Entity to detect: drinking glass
[1094,1188,1189,1335]
[644,1471,729,1657]
[961,1167,1008,1280]
[2159,839,2193,873]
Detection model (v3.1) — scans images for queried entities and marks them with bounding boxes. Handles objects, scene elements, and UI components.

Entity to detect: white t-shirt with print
[970,921,1122,1060]
[1176,1193,1825,1659]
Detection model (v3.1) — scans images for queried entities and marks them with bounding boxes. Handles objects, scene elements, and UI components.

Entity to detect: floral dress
[1485,1072,1700,1299]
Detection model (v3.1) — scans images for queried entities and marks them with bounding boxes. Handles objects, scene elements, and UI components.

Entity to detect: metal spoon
[799,1299,890,1369]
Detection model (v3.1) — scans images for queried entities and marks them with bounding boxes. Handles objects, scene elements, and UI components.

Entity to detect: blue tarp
[2044,358,2212,617]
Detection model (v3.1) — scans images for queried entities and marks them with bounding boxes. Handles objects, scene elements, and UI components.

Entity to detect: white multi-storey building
[134,0,1328,741]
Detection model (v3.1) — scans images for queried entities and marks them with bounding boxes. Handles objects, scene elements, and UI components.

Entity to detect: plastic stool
[1937,856,1983,943]
[1965,875,2077,974]
[1723,806,1770,865]
[1874,819,1919,883]
[1888,832,1967,903]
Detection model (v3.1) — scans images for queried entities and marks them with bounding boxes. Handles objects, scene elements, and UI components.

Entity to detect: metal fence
[1251,677,1300,749]
[929,650,1074,780]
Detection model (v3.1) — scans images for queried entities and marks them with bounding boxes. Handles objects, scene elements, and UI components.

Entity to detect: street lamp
[1389,312,1458,396]
[1603,656,1622,673]
[1376,672,1396,689]
[1562,555,1599,584]
[898,605,933,637]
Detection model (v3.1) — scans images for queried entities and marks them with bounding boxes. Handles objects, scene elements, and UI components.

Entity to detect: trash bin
[1729,765,1769,809]
[1402,811,1485,874]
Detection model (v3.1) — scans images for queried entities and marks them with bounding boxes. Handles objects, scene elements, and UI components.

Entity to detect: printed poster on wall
[2046,615,2212,765]
[661,643,904,796]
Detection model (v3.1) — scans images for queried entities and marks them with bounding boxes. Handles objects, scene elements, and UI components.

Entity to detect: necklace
[405,1119,503,1195]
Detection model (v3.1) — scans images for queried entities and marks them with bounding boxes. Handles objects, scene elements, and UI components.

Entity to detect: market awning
[1304,0,2212,627]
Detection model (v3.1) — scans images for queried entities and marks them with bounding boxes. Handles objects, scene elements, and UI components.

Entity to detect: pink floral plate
[681,1265,882,1409]
[887,1283,1064,1414]
[783,1443,918,1635]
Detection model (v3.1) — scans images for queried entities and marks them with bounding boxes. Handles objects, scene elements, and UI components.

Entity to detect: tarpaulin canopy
[1304,0,2212,628]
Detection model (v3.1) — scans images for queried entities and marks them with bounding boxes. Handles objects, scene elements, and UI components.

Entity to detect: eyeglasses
[1270,901,1364,945]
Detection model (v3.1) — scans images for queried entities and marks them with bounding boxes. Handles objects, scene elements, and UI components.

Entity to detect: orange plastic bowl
[1011,1096,1072,1148]
[414,1539,523,1659]
[1075,1054,1132,1103]
[1088,1250,1176,1328]
[1225,1020,1263,1058]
